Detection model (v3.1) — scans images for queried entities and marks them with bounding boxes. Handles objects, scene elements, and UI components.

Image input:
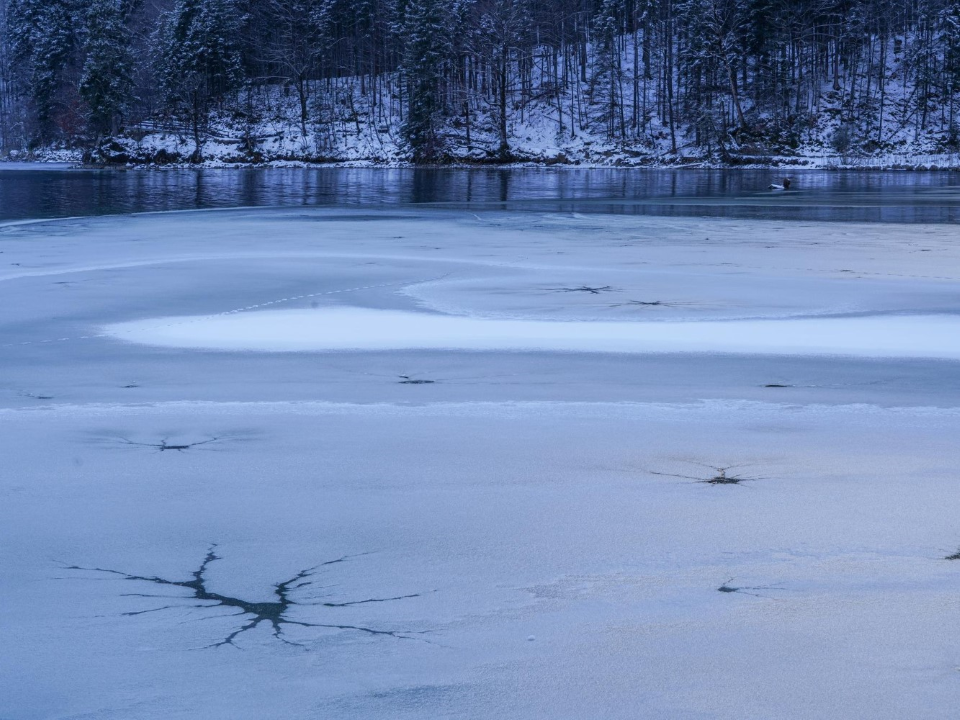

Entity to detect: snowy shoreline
[7,154,960,172]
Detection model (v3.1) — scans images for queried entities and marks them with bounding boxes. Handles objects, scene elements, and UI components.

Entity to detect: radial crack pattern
[553,285,615,294]
[609,300,698,308]
[64,547,425,648]
[650,462,763,486]
[113,436,224,452]
[717,578,785,599]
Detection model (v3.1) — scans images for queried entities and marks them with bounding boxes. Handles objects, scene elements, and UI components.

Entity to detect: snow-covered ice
[2,208,960,719]
[107,307,960,359]
[0,162,76,171]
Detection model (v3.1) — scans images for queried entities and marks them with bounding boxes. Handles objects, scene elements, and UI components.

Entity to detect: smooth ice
[2,208,960,719]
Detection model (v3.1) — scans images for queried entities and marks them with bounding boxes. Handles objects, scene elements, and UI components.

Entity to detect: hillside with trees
[4,0,960,165]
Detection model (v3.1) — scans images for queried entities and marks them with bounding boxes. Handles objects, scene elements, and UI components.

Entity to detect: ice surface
[2,208,960,719]
[0,162,76,171]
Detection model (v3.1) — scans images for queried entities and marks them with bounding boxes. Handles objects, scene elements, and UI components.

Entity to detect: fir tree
[6,0,79,143]
[156,0,243,161]
[80,0,134,137]
[400,0,451,162]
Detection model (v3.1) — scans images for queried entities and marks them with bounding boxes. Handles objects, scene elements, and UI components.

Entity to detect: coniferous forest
[4,0,960,164]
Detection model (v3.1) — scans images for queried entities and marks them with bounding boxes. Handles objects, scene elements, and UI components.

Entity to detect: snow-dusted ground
[2,208,960,718]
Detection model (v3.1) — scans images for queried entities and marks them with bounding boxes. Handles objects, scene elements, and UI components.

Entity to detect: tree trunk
[498,53,509,159]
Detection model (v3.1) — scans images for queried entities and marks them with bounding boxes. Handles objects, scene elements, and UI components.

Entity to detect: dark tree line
[4,0,960,162]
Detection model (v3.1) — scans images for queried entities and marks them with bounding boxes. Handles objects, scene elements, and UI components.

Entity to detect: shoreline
[6,161,960,172]
[4,155,960,172]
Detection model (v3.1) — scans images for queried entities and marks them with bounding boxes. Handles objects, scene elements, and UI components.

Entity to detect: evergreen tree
[156,0,243,160]
[678,0,747,155]
[80,0,134,137]
[400,0,451,162]
[6,0,79,143]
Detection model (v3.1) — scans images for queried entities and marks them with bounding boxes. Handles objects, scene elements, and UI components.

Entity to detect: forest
[3,0,960,164]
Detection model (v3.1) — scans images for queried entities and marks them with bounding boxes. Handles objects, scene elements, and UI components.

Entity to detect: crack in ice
[63,547,426,648]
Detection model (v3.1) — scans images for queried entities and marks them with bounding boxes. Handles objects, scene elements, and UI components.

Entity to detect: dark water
[2,165,960,223]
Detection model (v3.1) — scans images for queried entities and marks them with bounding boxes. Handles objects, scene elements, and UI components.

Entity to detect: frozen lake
[2,183,960,718]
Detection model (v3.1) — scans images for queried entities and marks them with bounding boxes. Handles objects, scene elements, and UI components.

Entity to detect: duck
[768,177,792,191]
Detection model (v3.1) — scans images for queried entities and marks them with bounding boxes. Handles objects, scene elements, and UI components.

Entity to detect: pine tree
[678,0,748,156]
[6,0,79,143]
[400,0,451,162]
[80,0,134,137]
[156,0,243,160]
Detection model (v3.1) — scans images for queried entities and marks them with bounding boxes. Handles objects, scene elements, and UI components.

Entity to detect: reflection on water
[2,166,960,223]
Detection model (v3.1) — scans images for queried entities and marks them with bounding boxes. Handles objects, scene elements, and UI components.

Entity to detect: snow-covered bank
[50,145,960,171]
[8,147,960,170]
[3,208,960,719]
